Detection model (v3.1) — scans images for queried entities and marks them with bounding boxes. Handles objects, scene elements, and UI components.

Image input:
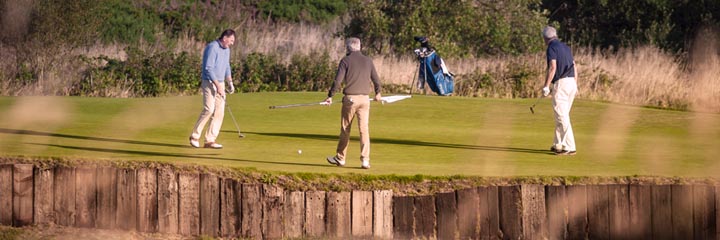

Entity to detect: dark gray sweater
[328,51,382,97]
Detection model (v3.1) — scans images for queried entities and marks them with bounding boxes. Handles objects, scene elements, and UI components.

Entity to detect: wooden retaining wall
[0,164,718,239]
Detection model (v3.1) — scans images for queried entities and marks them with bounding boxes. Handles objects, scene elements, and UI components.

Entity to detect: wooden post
[157,168,178,234]
[304,191,326,238]
[220,178,239,237]
[178,173,200,236]
[200,174,220,237]
[587,185,609,240]
[373,190,393,239]
[652,185,672,240]
[12,164,33,226]
[436,191,457,240]
[609,184,630,239]
[629,184,652,239]
[352,190,372,237]
[500,185,523,239]
[137,168,158,233]
[284,191,305,239]
[393,196,414,239]
[546,185,567,240]
[54,166,76,226]
[567,185,587,240]
[672,185,693,239]
[521,184,546,239]
[116,168,137,231]
[0,164,12,226]
[326,191,350,238]
[34,167,54,224]
[96,167,117,229]
[241,184,262,239]
[457,187,479,239]
[693,185,716,239]
[414,195,436,239]
[480,186,501,239]
[263,184,284,239]
[75,166,97,228]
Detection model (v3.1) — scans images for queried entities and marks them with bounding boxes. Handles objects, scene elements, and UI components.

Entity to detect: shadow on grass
[241,131,551,155]
[32,143,333,168]
[1,128,186,148]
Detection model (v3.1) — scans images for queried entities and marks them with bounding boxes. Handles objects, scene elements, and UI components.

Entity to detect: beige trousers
[336,95,371,161]
[191,80,225,143]
[552,77,577,151]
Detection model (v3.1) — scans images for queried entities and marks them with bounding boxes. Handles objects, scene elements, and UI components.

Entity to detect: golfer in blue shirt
[542,26,577,155]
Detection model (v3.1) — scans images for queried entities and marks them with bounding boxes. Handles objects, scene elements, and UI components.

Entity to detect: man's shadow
[0,128,189,148]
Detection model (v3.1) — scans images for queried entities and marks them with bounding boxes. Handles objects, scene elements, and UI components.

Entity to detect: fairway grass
[0,92,718,177]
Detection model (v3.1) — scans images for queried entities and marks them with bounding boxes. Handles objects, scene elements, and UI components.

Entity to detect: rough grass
[1,93,719,181]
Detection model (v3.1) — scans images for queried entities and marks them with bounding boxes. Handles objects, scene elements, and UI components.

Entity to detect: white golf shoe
[189,137,200,148]
[327,156,345,166]
[361,159,370,169]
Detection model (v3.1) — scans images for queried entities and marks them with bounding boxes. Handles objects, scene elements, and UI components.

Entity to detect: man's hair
[542,26,557,40]
[219,29,236,40]
[346,37,361,52]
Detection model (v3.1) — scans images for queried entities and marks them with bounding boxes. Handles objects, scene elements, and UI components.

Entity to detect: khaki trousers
[191,80,225,143]
[336,95,371,161]
[552,77,577,151]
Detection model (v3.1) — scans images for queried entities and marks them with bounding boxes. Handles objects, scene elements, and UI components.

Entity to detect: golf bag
[413,37,453,96]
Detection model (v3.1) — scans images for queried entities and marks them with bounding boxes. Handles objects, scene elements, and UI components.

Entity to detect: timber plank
[521,184,546,239]
[652,185,672,240]
[393,196,414,239]
[587,185,609,240]
[75,166,97,228]
[326,191,350,238]
[457,187,479,239]
[96,167,116,229]
[304,191,326,238]
[34,167,54,224]
[283,191,304,238]
[352,190,372,237]
[220,178,239,237]
[0,165,12,226]
[608,184,630,240]
[263,184,284,239]
[628,184,652,239]
[373,190,393,239]
[241,184,262,239]
[12,164,33,226]
[500,185,522,239]
[672,185,694,240]
[414,195,436,239]
[480,186,501,240]
[200,174,219,237]
[693,185,716,240]
[566,185,587,240]
[546,185,567,240]
[54,166,76,226]
[157,168,178,234]
[178,173,200,236]
[116,168,137,231]
[137,168,158,233]
[436,191,457,240]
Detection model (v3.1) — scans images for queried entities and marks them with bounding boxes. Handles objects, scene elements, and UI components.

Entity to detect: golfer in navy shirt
[542,26,577,155]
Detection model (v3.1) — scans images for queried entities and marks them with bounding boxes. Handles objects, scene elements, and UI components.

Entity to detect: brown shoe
[204,142,223,149]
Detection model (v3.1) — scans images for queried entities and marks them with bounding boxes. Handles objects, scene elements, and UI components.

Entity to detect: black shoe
[555,150,576,156]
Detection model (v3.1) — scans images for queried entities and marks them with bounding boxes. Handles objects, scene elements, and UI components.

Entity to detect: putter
[223,90,245,138]
[529,96,542,114]
[269,102,330,109]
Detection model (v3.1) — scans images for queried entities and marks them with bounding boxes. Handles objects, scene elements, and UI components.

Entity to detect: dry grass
[1,21,718,112]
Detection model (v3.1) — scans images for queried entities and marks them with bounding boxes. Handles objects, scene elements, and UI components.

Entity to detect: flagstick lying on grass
[269,95,412,109]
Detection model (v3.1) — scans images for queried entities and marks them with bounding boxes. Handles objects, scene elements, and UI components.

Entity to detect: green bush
[256,0,348,23]
[98,0,162,43]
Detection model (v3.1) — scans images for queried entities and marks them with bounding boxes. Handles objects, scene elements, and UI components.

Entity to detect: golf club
[530,96,543,114]
[268,95,412,109]
[224,89,245,138]
[269,102,330,109]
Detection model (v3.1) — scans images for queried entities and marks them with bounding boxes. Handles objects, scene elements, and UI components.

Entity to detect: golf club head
[530,106,535,114]
[239,133,245,138]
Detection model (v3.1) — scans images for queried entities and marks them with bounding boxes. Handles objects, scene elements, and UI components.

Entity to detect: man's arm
[325,60,347,104]
[370,63,382,101]
[204,45,220,81]
[543,59,556,96]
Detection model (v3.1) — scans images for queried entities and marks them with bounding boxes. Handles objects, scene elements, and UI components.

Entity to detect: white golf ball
[298,149,302,154]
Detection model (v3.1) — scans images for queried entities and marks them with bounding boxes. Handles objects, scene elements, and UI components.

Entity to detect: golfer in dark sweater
[325,37,382,169]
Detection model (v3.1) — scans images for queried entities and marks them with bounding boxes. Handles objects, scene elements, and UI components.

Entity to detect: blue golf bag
[417,50,454,96]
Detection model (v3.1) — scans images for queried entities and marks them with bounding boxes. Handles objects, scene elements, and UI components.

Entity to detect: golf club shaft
[269,102,326,109]
[225,104,244,137]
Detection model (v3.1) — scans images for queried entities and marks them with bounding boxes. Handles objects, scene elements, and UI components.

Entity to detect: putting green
[0,92,718,177]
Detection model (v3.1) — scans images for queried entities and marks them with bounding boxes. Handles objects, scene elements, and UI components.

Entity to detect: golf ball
[298,150,302,154]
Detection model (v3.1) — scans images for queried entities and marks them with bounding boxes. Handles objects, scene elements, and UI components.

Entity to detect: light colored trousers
[552,77,577,151]
[191,80,225,143]
[336,95,371,161]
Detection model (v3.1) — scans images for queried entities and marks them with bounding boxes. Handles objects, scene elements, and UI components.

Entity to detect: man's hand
[374,93,383,102]
[227,83,235,94]
[542,86,550,97]
[324,97,332,105]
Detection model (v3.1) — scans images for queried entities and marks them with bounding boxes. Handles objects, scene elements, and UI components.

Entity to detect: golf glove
[542,86,550,96]
[228,84,235,94]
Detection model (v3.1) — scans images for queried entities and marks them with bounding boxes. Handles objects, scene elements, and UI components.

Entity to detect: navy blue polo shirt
[546,39,575,83]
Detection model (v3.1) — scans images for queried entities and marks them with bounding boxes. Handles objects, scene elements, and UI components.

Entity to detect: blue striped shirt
[201,40,231,82]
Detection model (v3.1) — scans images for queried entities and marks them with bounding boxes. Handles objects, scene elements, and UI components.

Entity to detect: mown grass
[0,92,718,178]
